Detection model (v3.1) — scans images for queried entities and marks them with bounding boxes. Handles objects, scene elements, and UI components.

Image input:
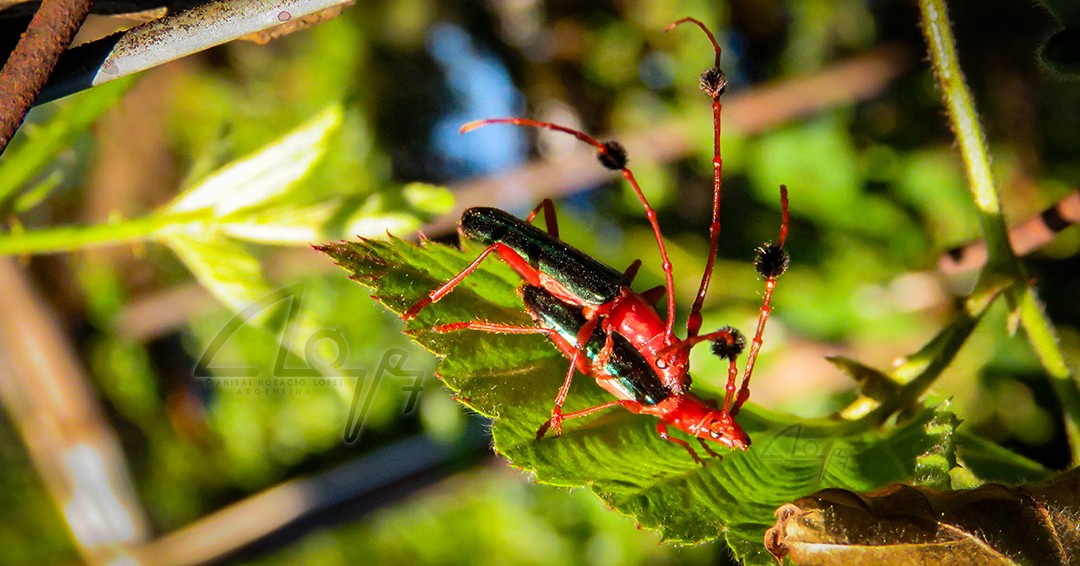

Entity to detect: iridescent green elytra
[520,285,670,406]
[462,207,628,307]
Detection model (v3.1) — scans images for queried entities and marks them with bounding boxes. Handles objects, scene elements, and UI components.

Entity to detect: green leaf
[0,76,134,210]
[317,236,947,564]
[955,433,1051,486]
[219,200,343,245]
[215,182,453,246]
[338,183,455,238]
[826,355,901,401]
[161,105,451,247]
[158,231,276,321]
[168,105,342,215]
[914,403,959,489]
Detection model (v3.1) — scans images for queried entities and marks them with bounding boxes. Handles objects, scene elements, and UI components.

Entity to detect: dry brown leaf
[765,468,1080,565]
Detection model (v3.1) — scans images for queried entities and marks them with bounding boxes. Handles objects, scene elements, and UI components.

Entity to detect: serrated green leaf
[168,105,342,215]
[318,237,949,563]
[914,403,959,489]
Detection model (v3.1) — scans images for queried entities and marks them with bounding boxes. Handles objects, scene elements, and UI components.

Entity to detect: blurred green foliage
[248,468,717,566]
[0,0,1077,565]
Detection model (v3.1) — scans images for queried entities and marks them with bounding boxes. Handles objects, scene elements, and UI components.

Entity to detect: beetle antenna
[733,185,790,413]
[461,117,679,341]
[667,18,729,339]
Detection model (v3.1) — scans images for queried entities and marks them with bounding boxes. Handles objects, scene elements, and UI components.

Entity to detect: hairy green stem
[1016,283,1080,464]
[919,0,1080,464]
[918,0,1012,270]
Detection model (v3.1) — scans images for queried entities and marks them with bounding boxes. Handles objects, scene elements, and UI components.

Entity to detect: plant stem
[0,212,198,255]
[1016,283,1080,464]
[856,279,1004,424]
[919,0,1080,464]
[918,0,1012,272]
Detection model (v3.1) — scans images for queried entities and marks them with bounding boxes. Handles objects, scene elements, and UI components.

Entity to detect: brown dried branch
[0,0,92,154]
[0,258,150,564]
[0,0,206,18]
[940,189,1080,274]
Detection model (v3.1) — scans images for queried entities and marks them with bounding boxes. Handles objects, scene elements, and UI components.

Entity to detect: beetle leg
[537,399,640,440]
[430,321,558,335]
[594,329,615,371]
[697,438,722,460]
[536,316,601,439]
[404,243,533,320]
[656,421,704,465]
[525,198,559,237]
[622,259,642,283]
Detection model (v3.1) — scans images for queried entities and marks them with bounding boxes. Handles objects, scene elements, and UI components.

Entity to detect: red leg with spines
[538,316,603,439]
[537,399,642,440]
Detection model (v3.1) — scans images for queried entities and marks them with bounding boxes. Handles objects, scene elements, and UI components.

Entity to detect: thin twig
[0,0,91,154]
[0,258,150,563]
[36,0,356,105]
